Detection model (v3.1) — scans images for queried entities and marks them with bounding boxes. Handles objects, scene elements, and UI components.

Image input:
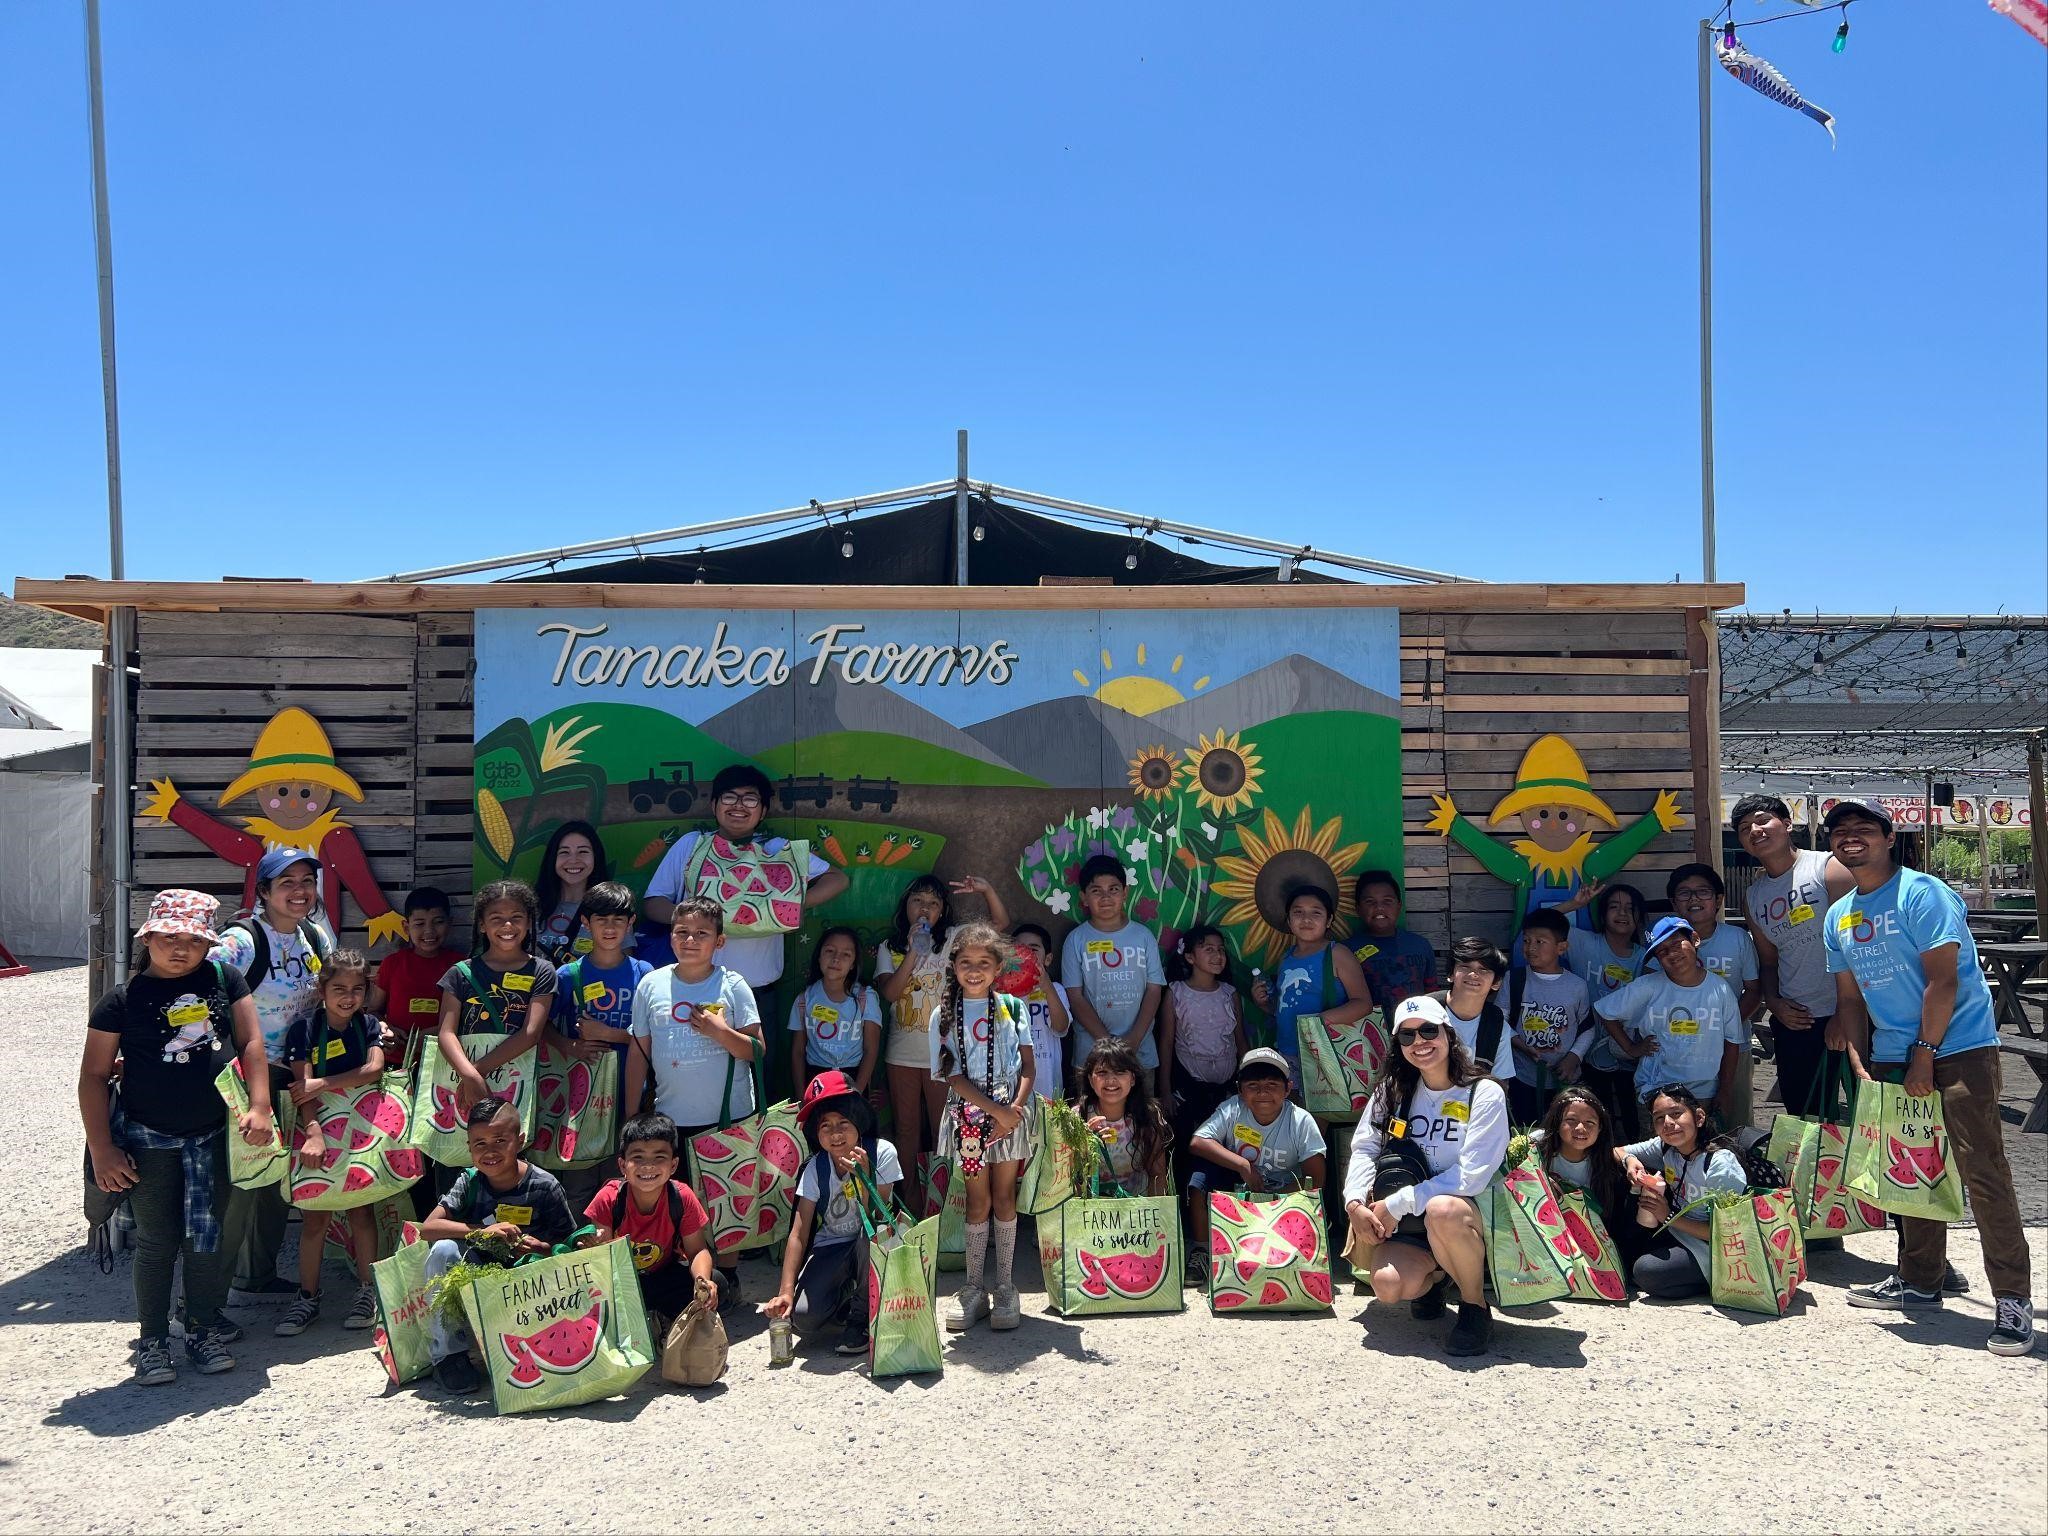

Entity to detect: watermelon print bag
[1843,1077,1966,1222]
[685,1049,804,1254]
[1479,1165,1575,1308]
[456,1235,654,1414]
[1706,1188,1808,1316]
[285,1069,425,1211]
[214,1060,290,1190]
[530,1040,622,1172]
[371,1222,436,1385]
[1050,1190,1183,1316]
[1297,1012,1392,1125]
[1765,1054,1886,1239]
[1017,1095,1083,1217]
[1206,1190,1335,1314]
[682,834,810,937]
[1554,1189,1628,1303]
[409,1028,539,1168]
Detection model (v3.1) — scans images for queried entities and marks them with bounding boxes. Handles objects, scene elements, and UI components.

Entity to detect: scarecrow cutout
[143,706,405,946]
[1425,733,1683,928]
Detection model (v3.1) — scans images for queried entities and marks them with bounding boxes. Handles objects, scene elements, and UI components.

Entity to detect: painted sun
[1072,643,1210,717]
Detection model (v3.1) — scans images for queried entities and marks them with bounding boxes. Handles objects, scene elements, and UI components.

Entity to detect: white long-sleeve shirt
[1345,1077,1510,1219]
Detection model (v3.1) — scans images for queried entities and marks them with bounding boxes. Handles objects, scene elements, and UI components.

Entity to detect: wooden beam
[1686,606,1723,872]
[13,577,1747,619]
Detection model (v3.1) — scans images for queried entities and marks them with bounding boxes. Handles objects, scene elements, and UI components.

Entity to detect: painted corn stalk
[473,714,608,871]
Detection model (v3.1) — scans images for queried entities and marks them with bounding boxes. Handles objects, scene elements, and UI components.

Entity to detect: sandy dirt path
[4,959,2043,1535]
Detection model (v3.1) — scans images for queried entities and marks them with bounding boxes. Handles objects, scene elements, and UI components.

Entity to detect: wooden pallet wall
[1396,607,1707,957]
[414,616,476,943]
[129,612,419,951]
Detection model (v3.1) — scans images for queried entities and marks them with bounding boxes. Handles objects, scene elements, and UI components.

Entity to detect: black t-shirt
[88,961,252,1136]
[436,1162,577,1246]
[282,1009,380,1073]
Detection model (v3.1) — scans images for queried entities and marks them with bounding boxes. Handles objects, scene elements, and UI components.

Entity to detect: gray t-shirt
[1061,920,1167,1071]
[1194,1097,1326,1183]
[1745,848,1837,1020]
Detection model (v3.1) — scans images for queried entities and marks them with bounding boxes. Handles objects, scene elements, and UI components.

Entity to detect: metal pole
[1924,769,1935,875]
[2027,734,2048,932]
[86,0,133,983]
[954,429,970,586]
[1698,17,1718,584]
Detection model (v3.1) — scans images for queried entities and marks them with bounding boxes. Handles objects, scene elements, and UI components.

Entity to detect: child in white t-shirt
[785,925,881,1096]
[1507,908,1593,1124]
[1185,1047,1327,1258]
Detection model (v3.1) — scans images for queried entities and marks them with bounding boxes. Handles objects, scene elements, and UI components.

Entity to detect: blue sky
[4,3,2042,614]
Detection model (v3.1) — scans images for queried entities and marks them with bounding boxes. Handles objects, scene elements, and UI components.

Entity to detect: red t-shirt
[586,1178,709,1273]
[375,948,461,1037]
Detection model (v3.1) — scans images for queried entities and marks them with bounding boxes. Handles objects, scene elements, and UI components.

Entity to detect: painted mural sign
[471,609,1403,984]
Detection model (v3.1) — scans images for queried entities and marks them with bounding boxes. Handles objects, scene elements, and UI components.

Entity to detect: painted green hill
[757,730,1046,789]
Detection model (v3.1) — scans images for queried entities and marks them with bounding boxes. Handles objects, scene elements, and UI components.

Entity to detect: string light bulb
[1124,550,1139,570]
[841,534,855,559]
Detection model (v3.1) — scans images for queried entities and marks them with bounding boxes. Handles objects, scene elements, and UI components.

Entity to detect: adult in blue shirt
[1822,799,2035,1357]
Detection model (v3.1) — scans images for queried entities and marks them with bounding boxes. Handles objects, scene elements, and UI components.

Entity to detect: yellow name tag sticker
[320,1038,348,1062]
[503,973,534,993]
[1085,940,1115,956]
[1669,1017,1701,1036]
[1837,910,1862,933]
[1235,1124,1265,1149]
[1389,1119,1407,1140]
[812,1006,840,1025]
[408,997,439,1014]
[573,936,594,955]
[166,1002,209,1027]
[1789,903,1816,925]
[581,981,607,1004]
[305,951,322,975]
[1356,943,1380,960]
[495,1204,534,1227]
[1446,1099,1470,1122]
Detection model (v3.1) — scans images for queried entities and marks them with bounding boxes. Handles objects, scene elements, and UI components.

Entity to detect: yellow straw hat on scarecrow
[1485,734,1618,829]
[218,706,365,805]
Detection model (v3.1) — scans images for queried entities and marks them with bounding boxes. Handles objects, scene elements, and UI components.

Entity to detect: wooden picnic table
[1981,940,2048,1037]
[1968,911,2039,944]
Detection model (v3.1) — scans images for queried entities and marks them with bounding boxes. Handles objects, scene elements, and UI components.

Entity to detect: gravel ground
[4,958,2045,1536]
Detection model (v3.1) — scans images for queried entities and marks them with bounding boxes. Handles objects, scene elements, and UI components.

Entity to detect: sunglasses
[1396,1023,1444,1045]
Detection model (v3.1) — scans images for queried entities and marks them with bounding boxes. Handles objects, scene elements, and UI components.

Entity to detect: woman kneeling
[1345,995,1510,1358]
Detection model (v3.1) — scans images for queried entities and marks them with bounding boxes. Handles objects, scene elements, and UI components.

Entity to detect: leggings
[1631,1232,1709,1299]
[789,1236,867,1339]
[129,1140,235,1342]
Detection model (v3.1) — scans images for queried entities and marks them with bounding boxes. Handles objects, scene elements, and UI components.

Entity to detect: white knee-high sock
[963,1221,991,1289]
[993,1218,1019,1290]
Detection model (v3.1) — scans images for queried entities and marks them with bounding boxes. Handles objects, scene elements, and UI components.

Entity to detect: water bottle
[767,1315,795,1367]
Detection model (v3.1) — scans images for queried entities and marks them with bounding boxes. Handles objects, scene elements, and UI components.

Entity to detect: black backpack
[225,918,334,990]
[612,1180,687,1264]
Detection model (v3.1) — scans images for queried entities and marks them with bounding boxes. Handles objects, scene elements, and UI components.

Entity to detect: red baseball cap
[796,1069,860,1128]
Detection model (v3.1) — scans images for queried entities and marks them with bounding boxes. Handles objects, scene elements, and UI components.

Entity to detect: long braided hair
[935,922,1011,1090]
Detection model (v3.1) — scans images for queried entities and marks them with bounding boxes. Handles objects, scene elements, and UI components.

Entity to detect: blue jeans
[423,1239,489,1364]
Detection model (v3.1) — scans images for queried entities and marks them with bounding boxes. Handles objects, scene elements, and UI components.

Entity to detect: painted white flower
[1124,866,1139,887]
[1046,890,1073,916]
[1125,836,1152,862]
[1200,820,1218,840]
[1085,806,1111,831]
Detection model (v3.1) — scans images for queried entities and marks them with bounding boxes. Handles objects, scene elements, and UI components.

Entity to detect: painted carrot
[882,837,920,867]
[854,842,873,863]
[817,825,849,867]
[633,826,680,869]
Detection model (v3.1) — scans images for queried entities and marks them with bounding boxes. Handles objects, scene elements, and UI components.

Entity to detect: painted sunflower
[1212,806,1369,967]
[1126,744,1180,800]
[1183,730,1264,819]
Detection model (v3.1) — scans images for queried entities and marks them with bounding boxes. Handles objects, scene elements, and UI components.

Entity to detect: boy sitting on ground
[581,1112,716,1332]
[1184,1047,1327,1275]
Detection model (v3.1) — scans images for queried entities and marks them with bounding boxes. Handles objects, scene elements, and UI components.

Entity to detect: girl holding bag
[1344,995,1509,1358]
[928,924,1036,1335]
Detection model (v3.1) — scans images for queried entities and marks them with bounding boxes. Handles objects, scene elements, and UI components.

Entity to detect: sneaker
[1186,1252,1211,1289]
[1410,1274,1450,1321]
[1445,1303,1492,1358]
[945,1285,989,1332]
[273,1290,322,1337]
[170,1311,243,1345]
[1988,1297,2037,1357]
[134,1337,176,1387]
[229,1275,298,1305]
[714,1269,740,1314]
[343,1282,378,1331]
[1943,1262,1971,1297]
[185,1329,237,1375]
[990,1285,1021,1331]
[433,1353,482,1394]
[1845,1274,1941,1311]
[834,1322,870,1356]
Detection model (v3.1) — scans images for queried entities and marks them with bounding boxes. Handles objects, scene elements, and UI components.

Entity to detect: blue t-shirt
[1350,928,1439,1010]
[553,955,654,1065]
[1823,868,1998,1063]
[1273,944,1345,1060]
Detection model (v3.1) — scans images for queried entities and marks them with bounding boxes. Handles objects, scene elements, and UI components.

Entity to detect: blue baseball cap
[256,846,319,884]
[1645,915,1696,954]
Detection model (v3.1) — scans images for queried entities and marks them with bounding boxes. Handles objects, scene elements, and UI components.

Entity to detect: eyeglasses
[1396,1023,1444,1045]
[716,792,764,809]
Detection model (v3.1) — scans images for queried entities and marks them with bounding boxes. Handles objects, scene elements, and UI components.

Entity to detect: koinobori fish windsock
[1989,0,2048,46]
[1717,34,1837,144]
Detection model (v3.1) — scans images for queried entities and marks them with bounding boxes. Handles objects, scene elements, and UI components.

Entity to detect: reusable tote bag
[679,834,811,937]
[284,1022,424,1209]
[1479,1165,1575,1308]
[214,1060,290,1190]
[370,1222,436,1385]
[1555,1189,1629,1303]
[1017,1095,1087,1216]
[1843,1077,1967,1222]
[1297,1012,1392,1124]
[409,1000,539,1167]
[1049,1170,1183,1317]
[854,1174,942,1378]
[1707,1189,1808,1317]
[1764,1054,1886,1239]
[530,1039,623,1172]
[456,1236,655,1414]
[1207,1189,1335,1313]
[686,1048,798,1254]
